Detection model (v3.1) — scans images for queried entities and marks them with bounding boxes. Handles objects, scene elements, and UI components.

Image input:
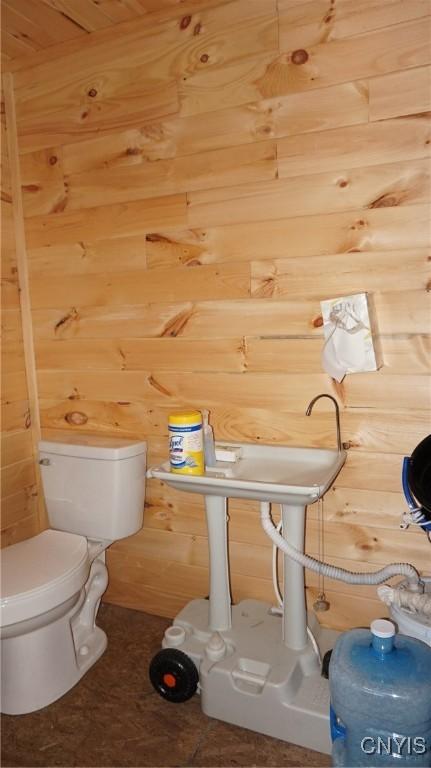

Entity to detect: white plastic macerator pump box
[320,292,382,382]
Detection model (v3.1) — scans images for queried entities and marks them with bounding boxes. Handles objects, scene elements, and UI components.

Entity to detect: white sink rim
[149,441,347,505]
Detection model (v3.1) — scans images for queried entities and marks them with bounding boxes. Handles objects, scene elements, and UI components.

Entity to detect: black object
[149,648,199,703]
[408,434,431,515]
[321,649,333,679]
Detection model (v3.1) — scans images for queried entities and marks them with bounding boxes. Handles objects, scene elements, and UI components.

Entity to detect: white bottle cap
[164,625,186,647]
[371,619,396,639]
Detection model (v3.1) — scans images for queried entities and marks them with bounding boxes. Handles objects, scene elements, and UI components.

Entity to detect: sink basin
[149,441,346,505]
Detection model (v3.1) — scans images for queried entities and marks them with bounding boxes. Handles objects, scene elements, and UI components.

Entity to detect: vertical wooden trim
[2,72,47,530]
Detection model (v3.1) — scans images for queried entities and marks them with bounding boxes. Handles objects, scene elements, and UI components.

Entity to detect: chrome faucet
[305,394,342,452]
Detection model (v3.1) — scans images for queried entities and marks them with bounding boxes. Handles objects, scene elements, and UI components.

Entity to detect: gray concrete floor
[1,603,331,767]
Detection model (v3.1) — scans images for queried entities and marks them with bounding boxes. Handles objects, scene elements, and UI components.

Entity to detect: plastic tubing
[378,585,431,617]
[260,502,420,587]
[402,457,417,511]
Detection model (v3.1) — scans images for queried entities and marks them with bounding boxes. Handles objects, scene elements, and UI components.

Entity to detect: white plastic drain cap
[205,632,227,662]
[164,625,186,647]
[371,619,395,638]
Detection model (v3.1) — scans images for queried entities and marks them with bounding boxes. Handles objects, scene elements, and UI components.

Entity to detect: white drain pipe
[378,585,431,616]
[260,502,420,587]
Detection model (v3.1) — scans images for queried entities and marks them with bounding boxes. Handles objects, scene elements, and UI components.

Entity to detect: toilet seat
[0,530,89,628]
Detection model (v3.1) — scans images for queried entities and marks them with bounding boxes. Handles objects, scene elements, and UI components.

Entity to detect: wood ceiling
[1,0,194,63]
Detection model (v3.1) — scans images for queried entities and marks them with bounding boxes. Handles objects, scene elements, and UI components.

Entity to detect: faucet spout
[306,394,342,452]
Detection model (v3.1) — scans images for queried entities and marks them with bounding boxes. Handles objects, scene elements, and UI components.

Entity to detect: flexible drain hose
[378,585,431,616]
[260,502,420,586]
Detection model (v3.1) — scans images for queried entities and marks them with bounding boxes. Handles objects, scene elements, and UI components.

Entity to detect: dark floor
[1,604,331,768]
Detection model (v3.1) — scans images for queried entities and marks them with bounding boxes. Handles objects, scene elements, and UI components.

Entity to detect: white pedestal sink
[149,441,346,754]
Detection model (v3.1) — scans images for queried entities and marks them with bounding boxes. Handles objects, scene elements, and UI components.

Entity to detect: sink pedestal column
[281,504,308,651]
[204,495,232,631]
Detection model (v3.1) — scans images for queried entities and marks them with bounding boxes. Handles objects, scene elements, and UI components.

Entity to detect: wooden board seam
[2,71,45,529]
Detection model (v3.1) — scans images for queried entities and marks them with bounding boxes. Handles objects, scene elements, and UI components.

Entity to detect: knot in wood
[180,15,191,29]
[65,411,88,426]
[291,49,309,65]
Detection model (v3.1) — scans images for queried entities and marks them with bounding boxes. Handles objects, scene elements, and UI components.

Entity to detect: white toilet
[0,433,146,715]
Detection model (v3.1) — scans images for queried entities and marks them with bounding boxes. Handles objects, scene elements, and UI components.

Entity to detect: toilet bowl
[0,434,146,715]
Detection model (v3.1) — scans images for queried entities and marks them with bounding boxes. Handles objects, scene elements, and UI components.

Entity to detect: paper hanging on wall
[320,292,382,382]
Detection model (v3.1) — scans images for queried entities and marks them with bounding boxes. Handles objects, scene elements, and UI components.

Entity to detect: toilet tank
[39,434,146,541]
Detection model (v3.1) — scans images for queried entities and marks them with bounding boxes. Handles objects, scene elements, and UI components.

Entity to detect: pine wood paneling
[42,0,116,32]
[187,158,430,227]
[2,2,75,51]
[15,81,180,153]
[144,482,409,536]
[29,290,430,341]
[23,140,278,216]
[250,249,430,298]
[34,334,430,376]
[0,512,40,548]
[24,205,429,274]
[277,115,431,177]
[35,370,430,413]
[1,276,21,309]
[179,17,431,116]
[35,338,247,372]
[6,0,431,629]
[1,81,41,546]
[105,519,429,603]
[2,339,26,375]
[59,80,369,174]
[25,194,188,248]
[1,487,38,529]
[369,65,431,121]
[1,402,32,434]
[1,459,36,500]
[20,145,66,219]
[38,401,427,457]
[2,0,85,61]
[29,262,250,307]
[2,371,38,404]
[13,0,277,150]
[278,0,431,50]
[1,431,34,466]
[27,237,147,276]
[4,1,237,74]
[245,335,431,375]
[145,205,430,267]
[30,300,325,340]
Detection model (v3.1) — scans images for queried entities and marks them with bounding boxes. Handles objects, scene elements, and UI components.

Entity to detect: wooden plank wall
[8,0,431,628]
[1,86,39,546]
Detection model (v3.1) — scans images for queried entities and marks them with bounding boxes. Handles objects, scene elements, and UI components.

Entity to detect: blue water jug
[329,619,431,767]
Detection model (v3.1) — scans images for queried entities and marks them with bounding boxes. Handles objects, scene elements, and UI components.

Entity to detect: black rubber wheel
[321,649,333,679]
[149,648,198,703]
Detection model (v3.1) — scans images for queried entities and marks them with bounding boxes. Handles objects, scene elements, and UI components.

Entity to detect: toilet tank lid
[39,434,147,460]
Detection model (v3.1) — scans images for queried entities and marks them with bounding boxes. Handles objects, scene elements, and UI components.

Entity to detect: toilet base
[1,588,107,715]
